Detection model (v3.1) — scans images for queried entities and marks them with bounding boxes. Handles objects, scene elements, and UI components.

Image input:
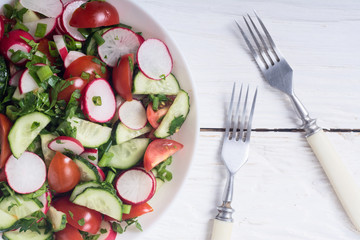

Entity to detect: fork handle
[211,219,233,240]
[307,129,360,231]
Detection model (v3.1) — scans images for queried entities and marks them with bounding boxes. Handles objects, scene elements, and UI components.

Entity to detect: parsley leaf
[168,115,185,135]
[78,218,85,226]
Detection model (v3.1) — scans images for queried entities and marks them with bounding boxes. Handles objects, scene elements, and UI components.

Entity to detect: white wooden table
[134,0,360,239]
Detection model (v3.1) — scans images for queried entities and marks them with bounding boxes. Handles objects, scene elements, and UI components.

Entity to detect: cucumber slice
[115,123,152,145]
[68,117,112,148]
[133,71,180,95]
[8,112,51,158]
[73,156,100,182]
[72,187,122,221]
[40,133,57,167]
[3,228,53,240]
[46,206,67,232]
[98,138,150,169]
[70,181,101,201]
[12,87,24,100]
[154,90,190,138]
[0,209,17,232]
[0,195,42,219]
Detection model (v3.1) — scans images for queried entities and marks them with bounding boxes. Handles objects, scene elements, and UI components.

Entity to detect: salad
[0,0,190,239]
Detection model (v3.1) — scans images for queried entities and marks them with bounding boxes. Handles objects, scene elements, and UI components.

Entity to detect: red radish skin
[64,51,86,68]
[0,30,34,64]
[5,152,47,194]
[90,163,105,182]
[48,136,85,155]
[95,221,116,240]
[19,69,39,94]
[62,1,87,41]
[136,38,173,80]
[115,167,156,205]
[9,70,24,86]
[80,148,98,164]
[53,35,68,61]
[38,190,52,215]
[0,17,4,41]
[23,18,57,40]
[118,99,147,130]
[98,27,141,67]
[20,0,63,18]
[82,78,116,123]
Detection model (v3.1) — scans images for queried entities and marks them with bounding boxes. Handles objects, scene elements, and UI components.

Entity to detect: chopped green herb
[35,23,47,38]
[81,71,91,80]
[168,115,185,135]
[69,210,74,219]
[92,96,102,106]
[88,155,96,161]
[78,218,85,226]
[31,121,40,131]
[100,228,107,234]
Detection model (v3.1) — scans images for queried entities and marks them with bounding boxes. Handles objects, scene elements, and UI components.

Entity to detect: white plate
[0,0,198,239]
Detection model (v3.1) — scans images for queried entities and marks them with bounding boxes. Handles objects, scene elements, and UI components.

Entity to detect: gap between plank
[200,128,360,133]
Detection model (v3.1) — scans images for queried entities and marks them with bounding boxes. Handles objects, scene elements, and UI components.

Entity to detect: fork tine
[247,14,274,66]
[234,20,259,64]
[245,88,258,142]
[253,10,280,61]
[242,16,269,69]
[224,82,236,139]
[231,84,243,139]
[238,85,249,141]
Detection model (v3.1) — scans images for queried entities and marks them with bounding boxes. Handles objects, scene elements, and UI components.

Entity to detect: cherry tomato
[64,56,108,81]
[54,224,84,240]
[0,114,12,169]
[143,139,183,172]
[112,53,134,101]
[0,16,4,41]
[48,152,80,193]
[37,38,57,66]
[53,196,102,234]
[69,1,119,28]
[57,77,88,102]
[146,103,170,129]
[122,202,153,221]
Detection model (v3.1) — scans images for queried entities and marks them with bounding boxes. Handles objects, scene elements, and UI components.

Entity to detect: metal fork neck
[216,171,235,222]
[289,93,321,137]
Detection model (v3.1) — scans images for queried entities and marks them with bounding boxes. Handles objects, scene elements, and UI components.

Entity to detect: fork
[236,12,360,231]
[211,83,258,240]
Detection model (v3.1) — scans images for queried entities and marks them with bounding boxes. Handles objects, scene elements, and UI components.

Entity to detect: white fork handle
[211,219,233,240]
[307,129,360,231]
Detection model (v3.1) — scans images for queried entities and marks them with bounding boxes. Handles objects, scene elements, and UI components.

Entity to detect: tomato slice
[0,114,12,169]
[53,196,102,234]
[54,224,84,240]
[69,1,119,28]
[48,152,80,193]
[143,139,183,172]
[64,56,108,81]
[0,168,6,182]
[37,38,57,66]
[122,202,153,221]
[57,77,87,102]
[146,103,170,129]
[112,53,134,101]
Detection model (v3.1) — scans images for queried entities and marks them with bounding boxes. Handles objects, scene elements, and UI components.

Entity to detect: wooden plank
[134,131,360,239]
[136,0,360,129]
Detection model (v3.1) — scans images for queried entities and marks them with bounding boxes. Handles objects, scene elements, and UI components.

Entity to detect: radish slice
[9,70,23,86]
[137,38,173,80]
[56,17,66,34]
[115,167,156,205]
[82,78,116,123]
[118,99,147,130]
[19,69,39,94]
[23,18,57,40]
[48,136,85,155]
[5,152,46,194]
[95,221,116,240]
[90,163,105,182]
[53,35,68,61]
[62,1,86,41]
[38,190,51,215]
[98,27,141,67]
[64,51,85,68]
[19,0,63,18]
[6,42,32,65]
[80,148,98,164]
